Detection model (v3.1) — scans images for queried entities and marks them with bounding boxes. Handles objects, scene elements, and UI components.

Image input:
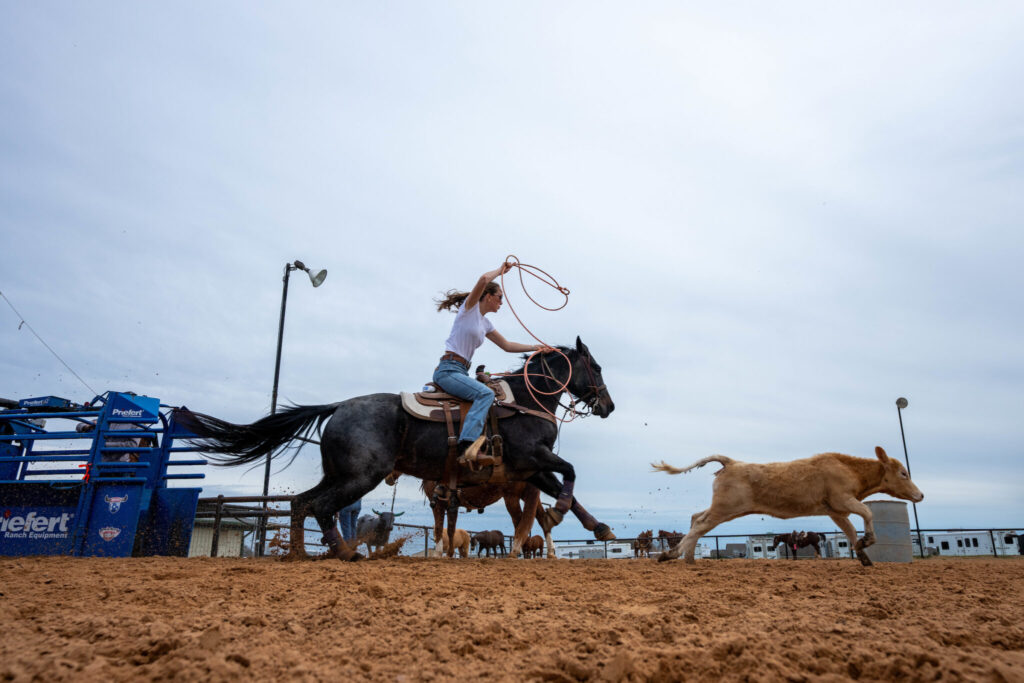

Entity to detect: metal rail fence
[192,496,1024,562]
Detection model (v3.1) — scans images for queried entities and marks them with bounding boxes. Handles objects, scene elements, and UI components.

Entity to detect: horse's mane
[505,346,574,376]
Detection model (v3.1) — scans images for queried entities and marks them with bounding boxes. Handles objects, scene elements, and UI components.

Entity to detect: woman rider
[434,262,547,465]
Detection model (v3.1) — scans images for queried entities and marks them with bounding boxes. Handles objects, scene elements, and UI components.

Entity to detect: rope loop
[497,256,583,424]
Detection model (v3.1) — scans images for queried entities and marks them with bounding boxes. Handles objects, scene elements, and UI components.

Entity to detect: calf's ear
[874,446,889,463]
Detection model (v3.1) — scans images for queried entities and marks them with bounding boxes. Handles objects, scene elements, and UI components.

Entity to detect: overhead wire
[1,290,98,396]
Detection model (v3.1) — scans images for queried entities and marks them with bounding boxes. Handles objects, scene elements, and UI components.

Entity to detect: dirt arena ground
[1,555,1021,682]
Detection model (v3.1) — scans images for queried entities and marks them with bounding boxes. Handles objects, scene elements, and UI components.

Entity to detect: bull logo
[105,495,129,513]
[98,526,121,542]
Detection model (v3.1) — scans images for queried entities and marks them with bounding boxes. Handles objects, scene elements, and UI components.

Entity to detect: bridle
[536,351,607,419]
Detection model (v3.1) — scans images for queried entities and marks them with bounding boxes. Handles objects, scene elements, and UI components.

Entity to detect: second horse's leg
[529,470,615,541]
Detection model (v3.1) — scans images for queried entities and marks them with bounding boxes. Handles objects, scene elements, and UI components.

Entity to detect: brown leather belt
[440,351,470,369]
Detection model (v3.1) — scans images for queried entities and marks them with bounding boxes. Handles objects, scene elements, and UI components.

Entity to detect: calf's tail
[651,455,734,475]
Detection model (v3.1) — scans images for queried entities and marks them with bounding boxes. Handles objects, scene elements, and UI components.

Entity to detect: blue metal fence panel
[0,391,205,558]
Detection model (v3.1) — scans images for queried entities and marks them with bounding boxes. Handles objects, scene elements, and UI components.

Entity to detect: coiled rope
[495,255,585,424]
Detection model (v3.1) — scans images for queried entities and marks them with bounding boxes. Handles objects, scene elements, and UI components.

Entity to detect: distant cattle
[652,447,923,566]
[521,535,544,559]
[471,530,506,557]
[434,528,470,558]
[355,509,404,555]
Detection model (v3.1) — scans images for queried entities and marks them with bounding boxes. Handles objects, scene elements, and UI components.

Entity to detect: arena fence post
[211,495,224,558]
[715,536,720,559]
[989,530,997,558]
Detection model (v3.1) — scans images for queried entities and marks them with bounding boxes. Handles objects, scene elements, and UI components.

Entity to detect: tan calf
[434,528,470,558]
[651,447,923,566]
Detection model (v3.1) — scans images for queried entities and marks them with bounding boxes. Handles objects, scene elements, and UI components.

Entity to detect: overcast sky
[2,3,1022,542]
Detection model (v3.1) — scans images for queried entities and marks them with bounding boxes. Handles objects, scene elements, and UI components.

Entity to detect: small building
[746,536,778,559]
[188,518,253,557]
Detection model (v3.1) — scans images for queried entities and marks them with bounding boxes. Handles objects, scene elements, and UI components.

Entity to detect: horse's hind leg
[309,468,393,561]
[445,493,460,558]
[505,489,533,558]
[285,478,334,561]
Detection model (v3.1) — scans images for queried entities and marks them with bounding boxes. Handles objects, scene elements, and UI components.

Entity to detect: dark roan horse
[174,337,615,561]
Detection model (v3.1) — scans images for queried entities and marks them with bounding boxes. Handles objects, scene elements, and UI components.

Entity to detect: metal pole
[211,495,224,558]
[896,398,923,556]
[258,264,293,557]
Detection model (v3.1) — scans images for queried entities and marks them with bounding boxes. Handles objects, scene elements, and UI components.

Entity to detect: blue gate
[0,391,206,557]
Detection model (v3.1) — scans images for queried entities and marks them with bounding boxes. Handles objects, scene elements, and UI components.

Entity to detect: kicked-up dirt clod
[1,556,1022,681]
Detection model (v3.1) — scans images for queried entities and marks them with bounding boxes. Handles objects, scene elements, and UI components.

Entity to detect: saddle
[398,374,554,496]
[399,376,516,423]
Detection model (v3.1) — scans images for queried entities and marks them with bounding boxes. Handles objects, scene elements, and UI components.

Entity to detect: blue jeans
[432,359,494,443]
[337,499,361,543]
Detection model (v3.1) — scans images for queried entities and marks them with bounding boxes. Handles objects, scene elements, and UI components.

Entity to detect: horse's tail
[651,455,734,475]
[172,403,340,468]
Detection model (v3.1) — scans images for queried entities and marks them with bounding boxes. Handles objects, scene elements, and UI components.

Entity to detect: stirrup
[456,435,494,468]
[432,485,451,504]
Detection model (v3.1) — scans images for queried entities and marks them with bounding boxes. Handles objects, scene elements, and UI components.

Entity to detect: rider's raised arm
[464,262,512,310]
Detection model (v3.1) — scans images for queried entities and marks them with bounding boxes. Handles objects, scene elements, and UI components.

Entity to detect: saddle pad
[400,380,514,421]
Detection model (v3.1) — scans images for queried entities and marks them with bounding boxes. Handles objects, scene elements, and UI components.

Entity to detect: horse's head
[566,336,615,418]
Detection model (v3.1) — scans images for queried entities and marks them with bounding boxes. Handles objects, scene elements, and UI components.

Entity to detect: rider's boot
[456,435,495,468]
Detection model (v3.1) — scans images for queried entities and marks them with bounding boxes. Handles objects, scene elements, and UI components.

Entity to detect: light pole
[256,260,327,557]
[896,397,923,556]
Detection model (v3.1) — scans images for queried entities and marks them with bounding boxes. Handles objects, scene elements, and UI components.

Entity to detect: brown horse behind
[633,530,653,558]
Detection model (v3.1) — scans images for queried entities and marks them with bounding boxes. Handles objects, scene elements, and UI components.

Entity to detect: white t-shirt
[444,303,494,363]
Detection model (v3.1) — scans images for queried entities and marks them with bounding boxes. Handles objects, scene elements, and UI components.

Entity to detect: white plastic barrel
[863,500,913,563]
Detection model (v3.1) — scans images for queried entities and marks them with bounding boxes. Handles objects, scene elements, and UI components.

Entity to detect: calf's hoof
[856,551,873,567]
[593,524,615,541]
[545,507,564,527]
[657,553,673,563]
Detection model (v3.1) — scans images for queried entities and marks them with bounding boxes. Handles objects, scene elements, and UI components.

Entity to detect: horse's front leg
[528,466,615,542]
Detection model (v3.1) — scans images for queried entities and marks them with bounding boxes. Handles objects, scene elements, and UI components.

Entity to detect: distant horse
[771,531,823,559]
[471,530,506,557]
[771,532,800,559]
[174,339,615,561]
[522,535,544,558]
[633,530,653,558]
[657,530,683,553]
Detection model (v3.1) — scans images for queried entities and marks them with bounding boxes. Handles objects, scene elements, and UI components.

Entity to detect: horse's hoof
[545,507,564,527]
[337,551,363,562]
[593,524,615,541]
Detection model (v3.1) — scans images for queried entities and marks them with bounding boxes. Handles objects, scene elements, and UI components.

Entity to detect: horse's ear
[576,336,590,356]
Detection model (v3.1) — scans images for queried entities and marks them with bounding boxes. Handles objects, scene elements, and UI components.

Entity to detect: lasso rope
[495,256,584,424]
